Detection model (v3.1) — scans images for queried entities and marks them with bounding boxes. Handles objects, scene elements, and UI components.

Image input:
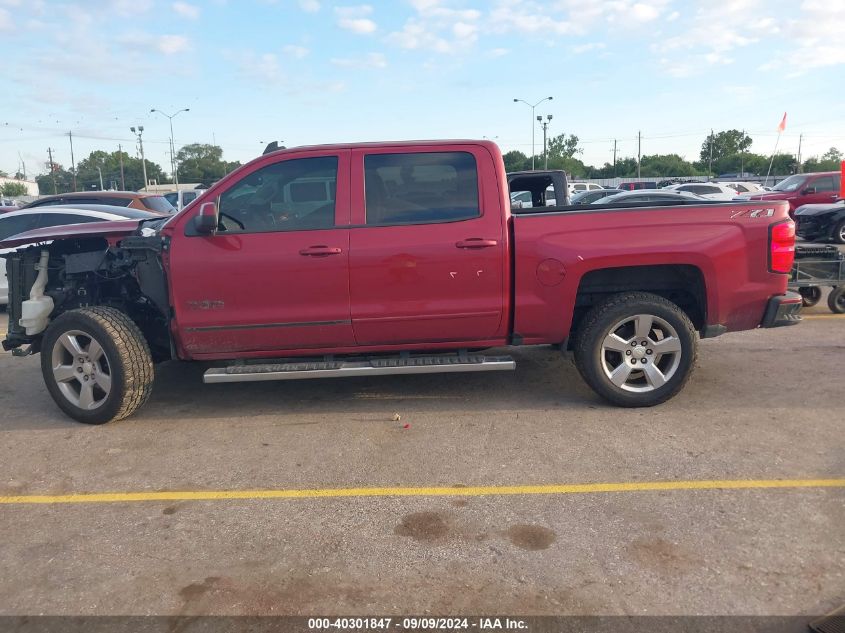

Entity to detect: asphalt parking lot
[0,300,843,618]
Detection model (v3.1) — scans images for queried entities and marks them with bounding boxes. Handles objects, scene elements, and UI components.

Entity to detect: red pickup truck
[1,140,801,424]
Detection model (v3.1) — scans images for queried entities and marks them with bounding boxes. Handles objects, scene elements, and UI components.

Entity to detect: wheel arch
[568,264,707,349]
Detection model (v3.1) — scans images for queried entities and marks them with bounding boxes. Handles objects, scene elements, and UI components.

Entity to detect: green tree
[700,130,753,165]
[75,150,166,192]
[502,150,527,172]
[547,134,581,160]
[175,144,240,184]
[802,147,843,172]
[1,182,28,196]
[638,154,698,177]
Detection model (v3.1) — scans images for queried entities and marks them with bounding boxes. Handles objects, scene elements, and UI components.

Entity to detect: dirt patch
[162,505,177,515]
[394,511,449,543]
[505,525,556,551]
[178,576,223,602]
[627,536,698,573]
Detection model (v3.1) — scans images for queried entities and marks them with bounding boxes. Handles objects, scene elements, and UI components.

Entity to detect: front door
[169,150,354,356]
[348,147,507,346]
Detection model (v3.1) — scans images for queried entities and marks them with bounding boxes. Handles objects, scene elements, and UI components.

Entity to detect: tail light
[769,219,795,273]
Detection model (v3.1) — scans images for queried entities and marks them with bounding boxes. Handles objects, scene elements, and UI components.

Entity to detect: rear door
[801,175,841,206]
[348,146,506,346]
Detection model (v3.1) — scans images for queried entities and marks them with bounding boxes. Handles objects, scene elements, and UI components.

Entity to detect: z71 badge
[730,207,776,219]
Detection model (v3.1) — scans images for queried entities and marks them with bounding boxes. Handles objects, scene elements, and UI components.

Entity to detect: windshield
[772,175,807,192]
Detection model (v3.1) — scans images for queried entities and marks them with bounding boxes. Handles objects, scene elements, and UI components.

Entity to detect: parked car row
[0,205,160,306]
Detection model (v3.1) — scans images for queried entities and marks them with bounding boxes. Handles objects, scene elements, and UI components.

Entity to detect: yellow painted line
[802,314,844,320]
[0,478,842,506]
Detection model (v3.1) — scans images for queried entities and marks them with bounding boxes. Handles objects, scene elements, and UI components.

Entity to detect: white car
[662,182,738,200]
[1,206,159,306]
[568,182,604,196]
[163,189,203,212]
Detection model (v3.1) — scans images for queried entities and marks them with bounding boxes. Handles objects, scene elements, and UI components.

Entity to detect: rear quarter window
[140,196,176,213]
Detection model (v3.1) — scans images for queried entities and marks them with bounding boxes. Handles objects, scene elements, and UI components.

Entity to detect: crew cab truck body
[1,140,800,424]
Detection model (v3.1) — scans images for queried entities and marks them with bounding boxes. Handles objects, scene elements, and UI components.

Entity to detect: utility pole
[118,144,126,190]
[47,147,58,194]
[612,139,618,177]
[637,131,642,179]
[67,131,77,192]
[537,114,552,170]
[740,129,745,176]
[797,133,803,173]
[130,126,148,191]
[97,166,104,191]
[708,129,714,179]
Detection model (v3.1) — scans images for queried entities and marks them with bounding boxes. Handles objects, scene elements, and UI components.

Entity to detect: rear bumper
[760,292,803,328]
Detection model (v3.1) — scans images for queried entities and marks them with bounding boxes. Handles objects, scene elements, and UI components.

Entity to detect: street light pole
[514,97,553,170]
[537,114,552,170]
[97,166,104,191]
[130,126,148,191]
[151,108,190,186]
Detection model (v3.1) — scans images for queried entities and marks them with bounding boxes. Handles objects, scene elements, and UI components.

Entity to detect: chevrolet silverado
[1,140,801,424]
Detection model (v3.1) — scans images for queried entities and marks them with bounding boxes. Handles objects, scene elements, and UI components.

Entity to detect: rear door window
[0,214,39,240]
[364,152,479,225]
[813,176,835,192]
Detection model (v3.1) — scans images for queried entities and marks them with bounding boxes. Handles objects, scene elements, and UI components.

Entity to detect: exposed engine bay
[2,225,172,362]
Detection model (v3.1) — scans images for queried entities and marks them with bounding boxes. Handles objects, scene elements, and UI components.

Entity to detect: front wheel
[574,292,697,407]
[41,307,155,424]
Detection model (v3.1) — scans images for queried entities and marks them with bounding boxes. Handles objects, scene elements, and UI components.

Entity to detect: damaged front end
[2,227,172,361]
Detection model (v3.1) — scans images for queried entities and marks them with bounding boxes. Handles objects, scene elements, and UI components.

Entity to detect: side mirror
[193,201,219,234]
[802,187,816,195]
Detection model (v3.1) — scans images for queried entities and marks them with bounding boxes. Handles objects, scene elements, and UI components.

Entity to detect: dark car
[21,191,175,214]
[570,189,623,204]
[618,181,658,190]
[794,200,845,243]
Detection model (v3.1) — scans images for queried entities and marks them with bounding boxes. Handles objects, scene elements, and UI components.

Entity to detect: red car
[1,140,799,424]
[746,171,842,213]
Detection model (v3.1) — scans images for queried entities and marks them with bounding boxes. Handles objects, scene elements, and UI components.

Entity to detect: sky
[1,0,844,180]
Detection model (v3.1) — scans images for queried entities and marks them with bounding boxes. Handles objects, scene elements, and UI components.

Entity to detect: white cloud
[172,1,200,19]
[571,42,606,54]
[283,44,310,59]
[338,17,377,33]
[109,0,153,16]
[651,0,776,76]
[388,0,481,53]
[330,52,387,69]
[335,5,377,34]
[157,34,191,54]
[298,0,320,11]
[487,47,509,57]
[0,7,11,30]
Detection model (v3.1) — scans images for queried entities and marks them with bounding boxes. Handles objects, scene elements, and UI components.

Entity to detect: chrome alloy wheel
[50,330,112,410]
[599,314,682,392]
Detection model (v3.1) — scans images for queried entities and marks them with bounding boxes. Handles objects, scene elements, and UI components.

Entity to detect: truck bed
[511,200,790,344]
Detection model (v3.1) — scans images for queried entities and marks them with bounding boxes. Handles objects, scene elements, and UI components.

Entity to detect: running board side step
[203,354,516,383]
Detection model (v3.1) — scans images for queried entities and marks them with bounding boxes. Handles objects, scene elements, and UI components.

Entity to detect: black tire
[573,292,698,407]
[828,286,845,314]
[833,221,845,245]
[40,307,154,424]
[799,287,822,308]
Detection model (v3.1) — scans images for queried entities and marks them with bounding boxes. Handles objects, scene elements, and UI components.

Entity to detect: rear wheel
[574,292,697,407]
[832,220,845,244]
[798,287,822,307]
[828,286,845,314]
[41,307,154,424]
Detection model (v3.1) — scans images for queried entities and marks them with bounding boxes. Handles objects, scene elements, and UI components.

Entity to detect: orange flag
[777,112,787,133]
